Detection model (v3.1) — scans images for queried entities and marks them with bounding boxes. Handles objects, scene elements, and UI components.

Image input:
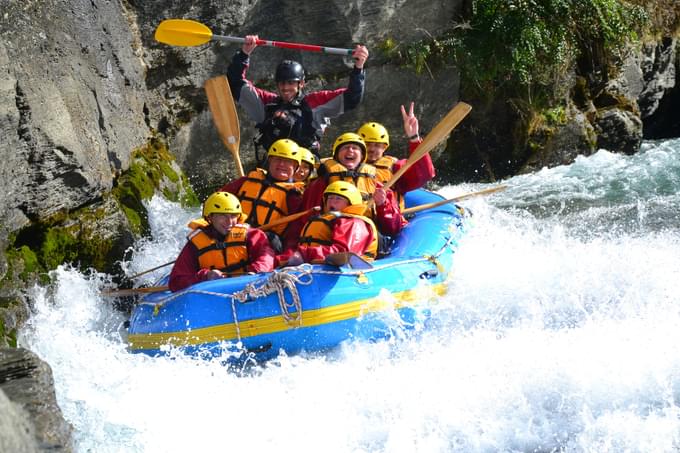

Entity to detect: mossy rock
[3,136,199,282]
[0,295,29,348]
[112,137,199,236]
[7,197,133,275]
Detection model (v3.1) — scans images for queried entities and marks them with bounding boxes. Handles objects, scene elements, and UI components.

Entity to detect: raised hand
[242,35,259,55]
[352,45,369,69]
[373,187,387,207]
[401,102,419,140]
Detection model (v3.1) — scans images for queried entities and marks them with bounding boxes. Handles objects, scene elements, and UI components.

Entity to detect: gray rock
[522,107,598,173]
[638,38,677,118]
[0,0,154,231]
[0,348,73,452]
[0,388,39,453]
[594,108,643,155]
[0,390,39,453]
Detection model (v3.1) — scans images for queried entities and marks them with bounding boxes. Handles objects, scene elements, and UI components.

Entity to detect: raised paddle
[383,102,472,192]
[205,76,244,177]
[125,207,322,280]
[365,101,472,210]
[101,286,169,297]
[155,19,354,55]
[402,185,508,215]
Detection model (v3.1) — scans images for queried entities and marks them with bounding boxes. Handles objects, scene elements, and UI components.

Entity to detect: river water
[20,138,680,452]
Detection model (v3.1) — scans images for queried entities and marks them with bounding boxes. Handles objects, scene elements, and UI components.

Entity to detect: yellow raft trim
[128,282,448,351]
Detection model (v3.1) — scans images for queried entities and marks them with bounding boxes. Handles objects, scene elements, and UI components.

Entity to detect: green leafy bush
[385,0,647,100]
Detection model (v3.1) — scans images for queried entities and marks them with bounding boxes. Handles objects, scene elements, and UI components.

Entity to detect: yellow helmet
[332,132,367,162]
[357,122,390,148]
[267,139,301,166]
[299,147,318,168]
[202,192,242,217]
[323,181,362,206]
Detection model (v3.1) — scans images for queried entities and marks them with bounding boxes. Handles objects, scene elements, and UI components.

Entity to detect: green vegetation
[382,0,648,103]
[2,136,200,285]
[0,318,17,348]
[112,137,199,236]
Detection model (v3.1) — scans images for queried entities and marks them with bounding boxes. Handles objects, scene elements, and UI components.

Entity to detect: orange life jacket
[237,169,301,235]
[322,159,377,202]
[371,155,397,184]
[298,205,378,260]
[370,155,406,211]
[187,224,249,276]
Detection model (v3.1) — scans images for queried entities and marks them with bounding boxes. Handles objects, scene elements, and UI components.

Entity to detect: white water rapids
[20,139,680,452]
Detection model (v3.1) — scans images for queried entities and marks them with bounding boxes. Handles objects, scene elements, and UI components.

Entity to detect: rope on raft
[138,226,463,338]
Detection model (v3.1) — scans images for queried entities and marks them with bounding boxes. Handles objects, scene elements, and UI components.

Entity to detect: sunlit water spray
[20,139,680,452]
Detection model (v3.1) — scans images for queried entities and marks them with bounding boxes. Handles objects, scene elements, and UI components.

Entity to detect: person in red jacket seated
[296,132,406,240]
[279,181,378,266]
[357,102,436,210]
[168,192,275,292]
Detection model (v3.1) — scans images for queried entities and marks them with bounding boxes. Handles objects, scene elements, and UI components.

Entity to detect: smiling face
[294,162,312,182]
[366,142,388,163]
[324,194,350,212]
[208,213,240,235]
[277,80,303,103]
[336,143,364,170]
[268,156,298,181]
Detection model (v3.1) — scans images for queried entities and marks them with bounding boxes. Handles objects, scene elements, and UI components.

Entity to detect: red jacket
[389,138,436,194]
[168,225,274,292]
[297,178,406,240]
[277,216,376,265]
[227,50,365,150]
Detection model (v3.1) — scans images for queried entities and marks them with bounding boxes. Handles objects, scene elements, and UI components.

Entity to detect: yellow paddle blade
[382,102,471,192]
[154,19,213,47]
[204,76,244,177]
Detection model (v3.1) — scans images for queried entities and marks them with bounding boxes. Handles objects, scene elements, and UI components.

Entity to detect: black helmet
[275,60,305,82]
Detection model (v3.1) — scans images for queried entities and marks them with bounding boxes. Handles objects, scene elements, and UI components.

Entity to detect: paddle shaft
[402,185,508,215]
[259,206,320,232]
[125,208,321,281]
[383,102,472,192]
[214,35,352,55]
[128,260,176,280]
[102,286,169,297]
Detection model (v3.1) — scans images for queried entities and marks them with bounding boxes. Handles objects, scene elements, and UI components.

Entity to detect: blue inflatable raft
[127,189,468,362]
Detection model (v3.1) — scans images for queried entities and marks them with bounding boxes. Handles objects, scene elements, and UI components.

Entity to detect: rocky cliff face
[438,37,678,182]
[132,0,464,194]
